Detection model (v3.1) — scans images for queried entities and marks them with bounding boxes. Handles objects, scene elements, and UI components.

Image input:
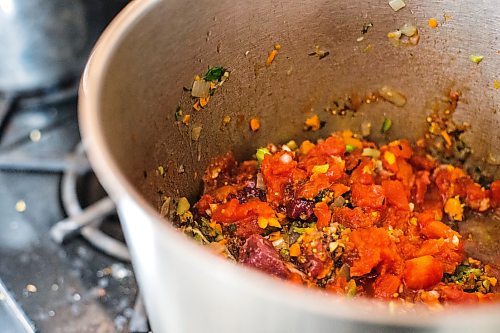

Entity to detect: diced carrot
[200,96,210,107]
[182,114,191,125]
[428,18,439,28]
[404,255,443,290]
[441,130,452,147]
[249,118,261,131]
[305,115,321,131]
[289,243,301,257]
[266,49,278,66]
[299,140,315,155]
[444,197,463,221]
[193,100,201,111]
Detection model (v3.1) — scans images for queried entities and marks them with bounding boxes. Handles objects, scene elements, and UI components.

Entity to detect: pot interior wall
[97,0,499,208]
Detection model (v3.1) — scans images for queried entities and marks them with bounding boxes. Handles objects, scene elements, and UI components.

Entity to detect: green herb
[175,106,183,121]
[256,147,271,163]
[381,118,392,134]
[345,144,357,153]
[203,66,226,81]
[469,55,484,64]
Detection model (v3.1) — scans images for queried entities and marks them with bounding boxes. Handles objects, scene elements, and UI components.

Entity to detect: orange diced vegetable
[182,114,191,125]
[299,140,315,155]
[200,96,210,107]
[266,49,278,66]
[444,197,463,221]
[193,100,201,111]
[404,255,443,290]
[313,202,331,230]
[305,115,321,131]
[428,18,439,28]
[250,118,261,132]
[289,243,301,257]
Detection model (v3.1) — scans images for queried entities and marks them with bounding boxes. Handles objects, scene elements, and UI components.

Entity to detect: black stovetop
[0,1,148,332]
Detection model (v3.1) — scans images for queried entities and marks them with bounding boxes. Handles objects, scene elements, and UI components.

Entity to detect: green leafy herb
[256,147,271,163]
[203,66,226,81]
[381,118,392,134]
[345,144,357,153]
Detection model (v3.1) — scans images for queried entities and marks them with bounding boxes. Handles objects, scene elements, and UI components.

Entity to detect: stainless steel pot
[79,0,500,332]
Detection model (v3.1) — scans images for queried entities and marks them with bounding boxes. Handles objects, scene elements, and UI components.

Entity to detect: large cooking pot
[79,0,500,332]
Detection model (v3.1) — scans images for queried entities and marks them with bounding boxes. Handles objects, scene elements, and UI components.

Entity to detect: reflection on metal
[52,143,131,261]
[0,279,35,333]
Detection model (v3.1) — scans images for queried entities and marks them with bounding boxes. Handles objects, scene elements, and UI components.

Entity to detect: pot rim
[78,0,500,328]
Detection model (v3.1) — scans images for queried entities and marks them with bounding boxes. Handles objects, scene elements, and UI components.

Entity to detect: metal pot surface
[79,0,500,332]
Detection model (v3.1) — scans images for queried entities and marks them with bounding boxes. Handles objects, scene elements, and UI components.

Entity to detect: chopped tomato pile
[176,132,500,305]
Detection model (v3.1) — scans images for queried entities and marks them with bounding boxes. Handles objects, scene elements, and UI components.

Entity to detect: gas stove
[0,1,149,332]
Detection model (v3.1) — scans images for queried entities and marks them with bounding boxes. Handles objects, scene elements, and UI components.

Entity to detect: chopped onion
[389,0,406,12]
[362,148,381,159]
[280,153,293,164]
[191,80,211,98]
[400,23,417,37]
[361,121,372,137]
[256,172,266,190]
[191,126,202,141]
[378,86,407,107]
[272,238,285,248]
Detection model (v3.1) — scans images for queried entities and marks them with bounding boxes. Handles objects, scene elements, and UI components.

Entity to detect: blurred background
[0,1,150,332]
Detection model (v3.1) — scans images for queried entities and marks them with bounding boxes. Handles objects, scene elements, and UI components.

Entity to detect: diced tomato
[373,274,401,299]
[195,194,214,215]
[403,256,443,290]
[331,183,350,198]
[306,134,346,158]
[211,199,275,224]
[233,216,263,237]
[211,185,238,202]
[395,158,414,189]
[420,221,459,240]
[351,184,385,209]
[464,182,490,211]
[296,173,332,200]
[439,285,479,304]
[382,180,409,210]
[260,152,298,204]
[350,160,375,185]
[491,180,500,208]
[415,239,463,274]
[348,227,402,276]
[332,207,379,229]
[413,171,430,205]
[388,140,413,159]
[416,210,442,227]
[313,202,331,230]
[410,153,437,171]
